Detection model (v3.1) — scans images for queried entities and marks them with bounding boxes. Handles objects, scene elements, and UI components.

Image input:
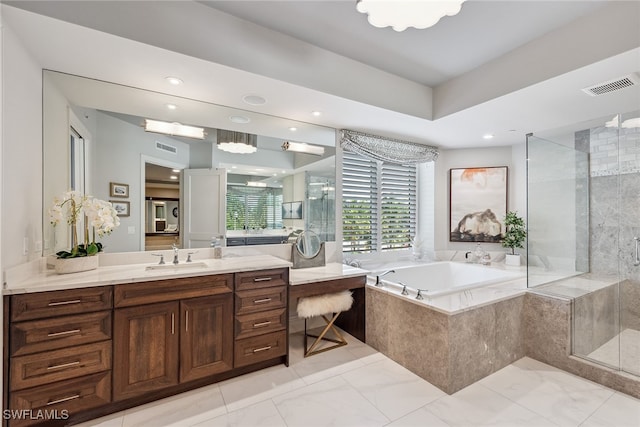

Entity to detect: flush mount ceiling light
[217,129,258,154]
[229,115,251,124]
[282,141,325,156]
[242,94,267,105]
[356,0,467,32]
[143,119,205,139]
[165,76,183,85]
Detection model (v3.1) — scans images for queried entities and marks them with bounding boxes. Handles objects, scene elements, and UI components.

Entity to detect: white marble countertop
[4,255,292,295]
[289,263,369,286]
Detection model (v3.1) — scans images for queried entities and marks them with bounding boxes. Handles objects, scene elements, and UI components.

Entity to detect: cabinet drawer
[235,308,286,340]
[115,274,233,307]
[11,287,112,322]
[234,330,287,368]
[235,268,288,291]
[10,341,111,391]
[11,311,112,357]
[235,286,286,315]
[9,371,111,427]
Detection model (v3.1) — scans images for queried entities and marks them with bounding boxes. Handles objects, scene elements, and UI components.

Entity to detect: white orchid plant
[49,191,121,258]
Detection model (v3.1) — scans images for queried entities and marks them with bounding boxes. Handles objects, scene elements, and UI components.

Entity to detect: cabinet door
[180,295,233,383]
[113,301,179,401]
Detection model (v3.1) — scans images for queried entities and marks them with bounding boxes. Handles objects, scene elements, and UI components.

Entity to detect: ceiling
[3,1,640,149]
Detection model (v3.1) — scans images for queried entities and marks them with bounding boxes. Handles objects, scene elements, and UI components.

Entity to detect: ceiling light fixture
[242,94,267,105]
[356,0,467,32]
[170,176,178,180]
[289,127,297,132]
[217,129,258,154]
[166,103,177,110]
[165,76,183,85]
[311,111,322,117]
[282,141,325,156]
[229,115,251,124]
[143,119,205,139]
[482,134,494,140]
[247,181,267,187]
[172,169,181,173]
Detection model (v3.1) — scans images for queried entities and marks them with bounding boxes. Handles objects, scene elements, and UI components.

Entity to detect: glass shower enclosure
[527,110,640,377]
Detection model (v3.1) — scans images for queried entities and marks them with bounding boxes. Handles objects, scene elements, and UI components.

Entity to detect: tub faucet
[416,289,425,300]
[172,244,179,265]
[399,282,409,296]
[375,269,395,286]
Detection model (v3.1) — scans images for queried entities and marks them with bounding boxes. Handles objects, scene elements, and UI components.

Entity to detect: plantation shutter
[381,162,417,250]
[342,152,417,253]
[226,187,282,230]
[342,152,378,253]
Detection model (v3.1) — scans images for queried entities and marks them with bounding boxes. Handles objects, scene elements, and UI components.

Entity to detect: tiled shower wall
[580,122,640,333]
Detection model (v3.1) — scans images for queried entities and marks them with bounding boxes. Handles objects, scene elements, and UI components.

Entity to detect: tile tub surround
[366,285,525,394]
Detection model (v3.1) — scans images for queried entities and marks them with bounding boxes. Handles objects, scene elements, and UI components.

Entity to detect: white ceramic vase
[504,253,521,266]
[54,255,99,274]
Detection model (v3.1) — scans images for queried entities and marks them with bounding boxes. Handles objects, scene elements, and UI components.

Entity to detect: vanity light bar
[144,119,205,140]
[282,141,324,156]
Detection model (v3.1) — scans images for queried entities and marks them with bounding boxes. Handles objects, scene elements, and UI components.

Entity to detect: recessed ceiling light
[256,168,264,172]
[165,76,183,85]
[170,176,178,180]
[272,173,277,176]
[289,127,297,132]
[311,111,322,117]
[166,104,177,110]
[172,169,180,173]
[482,134,494,140]
[242,94,267,105]
[231,166,237,169]
[229,115,251,124]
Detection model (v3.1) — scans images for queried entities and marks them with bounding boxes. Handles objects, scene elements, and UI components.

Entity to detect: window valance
[340,129,438,164]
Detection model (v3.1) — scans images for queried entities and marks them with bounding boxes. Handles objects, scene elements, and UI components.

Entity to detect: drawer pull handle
[253,298,272,304]
[47,361,80,370]
[47,329,81,337]
[47,299,82,307]
[47,394,80,406]
[253,346,272,353]
[185,310,189,332]
[253,277,272,282]
[253,321,272,328]
[171,313,175,335]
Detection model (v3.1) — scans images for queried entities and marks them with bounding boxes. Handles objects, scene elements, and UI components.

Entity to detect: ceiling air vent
[155,141,177,154]
[581,73,639,97]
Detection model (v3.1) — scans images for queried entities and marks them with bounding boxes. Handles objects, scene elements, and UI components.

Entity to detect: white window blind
[342,152,417,253]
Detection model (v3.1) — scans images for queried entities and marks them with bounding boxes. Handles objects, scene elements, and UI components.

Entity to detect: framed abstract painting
[449,166,508,243]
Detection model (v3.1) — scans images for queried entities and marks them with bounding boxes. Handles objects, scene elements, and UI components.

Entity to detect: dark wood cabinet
[180,295,233,383]
[113,301,179,401]
[112,275,235,400]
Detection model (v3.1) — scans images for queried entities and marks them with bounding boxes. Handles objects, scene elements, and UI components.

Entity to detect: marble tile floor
[587,328,640,376]
[77,331,640,427]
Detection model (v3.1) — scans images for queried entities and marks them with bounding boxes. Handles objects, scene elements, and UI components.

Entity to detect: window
[226,186,283,230]
[342,152,417,253]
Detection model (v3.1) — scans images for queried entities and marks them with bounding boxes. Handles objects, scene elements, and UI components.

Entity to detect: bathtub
[372,261,523,298]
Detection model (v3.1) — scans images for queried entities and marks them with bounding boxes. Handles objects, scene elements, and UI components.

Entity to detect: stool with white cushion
[296,291,354,357]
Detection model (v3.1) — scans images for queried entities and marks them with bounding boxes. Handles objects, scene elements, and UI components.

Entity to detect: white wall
[93,111,190,252]
[1,23,42,269]
[434,145,526,252]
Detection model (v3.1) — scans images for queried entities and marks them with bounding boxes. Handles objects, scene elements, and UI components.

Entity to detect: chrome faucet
[416,289,424,300]
[172,244,179,265]
[399,282,409,296]
[375,269,395,286]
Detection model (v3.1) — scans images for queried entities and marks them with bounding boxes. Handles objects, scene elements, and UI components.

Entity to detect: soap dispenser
[211,235,222,259]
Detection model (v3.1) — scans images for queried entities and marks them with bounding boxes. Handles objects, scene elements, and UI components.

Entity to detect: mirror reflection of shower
[306,173,336,242]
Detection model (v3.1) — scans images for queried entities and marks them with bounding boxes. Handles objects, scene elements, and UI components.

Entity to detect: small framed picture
[110,182,129,198]
[110,200,130,217]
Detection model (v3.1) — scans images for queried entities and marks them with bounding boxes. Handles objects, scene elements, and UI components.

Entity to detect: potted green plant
[502,211,526,266]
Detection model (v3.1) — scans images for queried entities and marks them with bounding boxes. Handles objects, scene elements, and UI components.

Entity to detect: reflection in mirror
[296,231,322,258]
[43,70,337,255]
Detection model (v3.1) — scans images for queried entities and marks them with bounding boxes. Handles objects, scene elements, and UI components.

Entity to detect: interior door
[181,168,226,248]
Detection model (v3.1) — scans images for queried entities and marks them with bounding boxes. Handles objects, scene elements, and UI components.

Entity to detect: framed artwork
[110,200,130,217]
[449,166,508,243]
[109,182,129,198]
[282,201,303,219]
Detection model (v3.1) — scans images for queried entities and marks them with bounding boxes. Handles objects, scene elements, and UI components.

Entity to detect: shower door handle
[634,237,640,266]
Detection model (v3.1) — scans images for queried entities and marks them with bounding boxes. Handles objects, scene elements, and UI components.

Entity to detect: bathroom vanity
[2,256,290,426]
[2,255,368,426]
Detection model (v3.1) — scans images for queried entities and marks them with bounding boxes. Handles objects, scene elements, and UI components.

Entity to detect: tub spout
[375,269,396,286]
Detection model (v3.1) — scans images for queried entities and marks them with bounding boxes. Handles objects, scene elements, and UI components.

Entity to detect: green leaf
[87,243,99,255]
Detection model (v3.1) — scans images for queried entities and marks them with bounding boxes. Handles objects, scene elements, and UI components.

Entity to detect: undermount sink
[145,261,208,271]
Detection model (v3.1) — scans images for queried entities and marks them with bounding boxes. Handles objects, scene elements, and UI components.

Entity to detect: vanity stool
[296,291,353,357]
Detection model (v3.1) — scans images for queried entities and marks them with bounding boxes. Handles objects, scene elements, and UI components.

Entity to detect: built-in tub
[373,261,523,298]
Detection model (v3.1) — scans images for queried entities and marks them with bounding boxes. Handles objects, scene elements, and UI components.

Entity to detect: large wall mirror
[43,70,336,255]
